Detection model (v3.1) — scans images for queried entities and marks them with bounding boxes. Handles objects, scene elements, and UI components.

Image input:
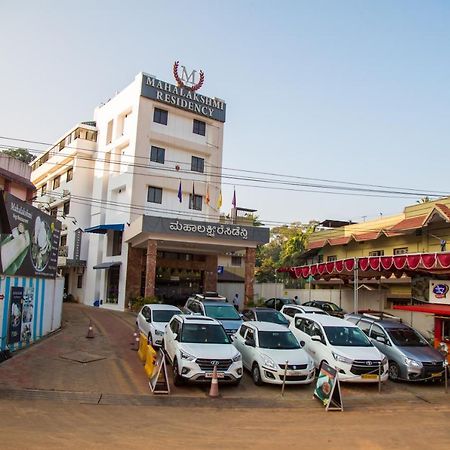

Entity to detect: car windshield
[256,310,289,326]
[258,331,300,349]
[153,310,179,323]
[204,305,241,320]
[387,328,429,347]
[323,326,372,347]
[324,303,341,312]
[180,324,230,344]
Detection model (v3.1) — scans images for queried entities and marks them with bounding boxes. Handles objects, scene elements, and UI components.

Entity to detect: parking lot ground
[0,303,449,411]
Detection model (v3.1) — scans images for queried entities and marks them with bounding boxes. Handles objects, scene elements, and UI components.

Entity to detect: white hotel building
[31,68,269,310]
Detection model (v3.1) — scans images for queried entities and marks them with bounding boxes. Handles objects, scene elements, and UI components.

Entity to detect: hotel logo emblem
[173,61,204,91]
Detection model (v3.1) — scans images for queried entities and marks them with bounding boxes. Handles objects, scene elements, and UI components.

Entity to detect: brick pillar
[204,255,218,292]
[244,247,256,306]
[125,245,144,305]
[144,240,157,298]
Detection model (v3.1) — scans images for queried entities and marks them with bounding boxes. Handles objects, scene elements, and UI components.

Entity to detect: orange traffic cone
[86,320,94,339]
[208,365,220,398]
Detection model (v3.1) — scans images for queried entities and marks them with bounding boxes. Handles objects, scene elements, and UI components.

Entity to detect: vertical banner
[8,286,24,345]
[314,362,343,411]
[21,287,34,342]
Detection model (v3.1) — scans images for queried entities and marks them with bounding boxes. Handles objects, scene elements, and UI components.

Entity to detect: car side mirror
[245,338,255,347]
[311,335,323,343]
[300,340,306,348]
[376,336,387,344]
[146,318,152,323]
[173,333,178,341]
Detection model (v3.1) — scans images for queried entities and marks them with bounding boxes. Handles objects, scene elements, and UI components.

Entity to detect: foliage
[255,221,318,283]
[1,147,35,164]
[128,295,159,311]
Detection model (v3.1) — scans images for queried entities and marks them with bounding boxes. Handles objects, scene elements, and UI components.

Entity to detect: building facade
[31,67,269,310]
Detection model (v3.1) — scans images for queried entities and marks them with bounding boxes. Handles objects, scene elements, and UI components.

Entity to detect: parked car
[242,308,289,327]
[186,292,228,303]
[290,314,389,383]
[280,305,328,323]
[264,297,297,311]
[232,321,315,385]
[136,304,182,346]
[183,298,243,336]
[302,301,345,318]
[345,313,447,381]
[164,315,242,385]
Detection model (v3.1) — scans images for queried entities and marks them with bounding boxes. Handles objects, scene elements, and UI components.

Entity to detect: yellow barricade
[144,344,157,378]
[137,333,148,363]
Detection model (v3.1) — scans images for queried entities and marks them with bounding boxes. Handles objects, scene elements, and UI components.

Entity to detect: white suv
[136,304,181,347]
[280,305,328,323]
[164,315,243,386]
[290,314,389,383]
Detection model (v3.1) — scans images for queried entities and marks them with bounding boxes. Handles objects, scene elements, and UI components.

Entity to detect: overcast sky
[1,0,449,226]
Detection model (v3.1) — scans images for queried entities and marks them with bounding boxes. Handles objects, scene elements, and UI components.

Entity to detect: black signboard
[73,228,82,262]
[8,286,23,345]
[0,192,61,278]
[314,362,343,411]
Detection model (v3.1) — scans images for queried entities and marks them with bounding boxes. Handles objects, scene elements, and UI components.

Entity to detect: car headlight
[155,330,164,336]
[180,350,196,361]
[232,352,242,362]
[261,354,276,370]
[332,352,353,365]
[405,357,422,368]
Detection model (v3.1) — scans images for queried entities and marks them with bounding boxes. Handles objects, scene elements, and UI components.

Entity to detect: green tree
[1,147,35,164]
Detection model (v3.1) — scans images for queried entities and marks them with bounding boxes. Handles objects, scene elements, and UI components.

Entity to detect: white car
[289,314,389,383]
[232,321,315,385]
[280,304,328,323]
[164,315,243,386]
[136,304,181,347]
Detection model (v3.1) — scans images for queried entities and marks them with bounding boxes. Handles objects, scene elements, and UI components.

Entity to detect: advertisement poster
[21,287,34,341]
[429,280,450,305]
[314,362,343,411]
[8,286,24,345]
[0,192,60,278]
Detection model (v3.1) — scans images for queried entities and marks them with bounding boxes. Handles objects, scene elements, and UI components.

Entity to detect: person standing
[233,293,240,311]
[294,295,299,304]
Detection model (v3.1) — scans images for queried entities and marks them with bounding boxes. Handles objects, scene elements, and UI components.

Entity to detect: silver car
[346,314,447,382]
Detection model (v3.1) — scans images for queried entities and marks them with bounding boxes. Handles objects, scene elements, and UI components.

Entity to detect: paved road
[1,303,450,449]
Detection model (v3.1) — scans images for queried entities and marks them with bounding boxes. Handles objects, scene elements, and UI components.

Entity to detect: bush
[128,295,159,312]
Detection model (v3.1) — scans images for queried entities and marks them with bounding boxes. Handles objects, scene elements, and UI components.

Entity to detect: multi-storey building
[31,123,97,301]
[31,66,269,310]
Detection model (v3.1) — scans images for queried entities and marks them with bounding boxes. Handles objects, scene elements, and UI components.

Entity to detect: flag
[217,189,222,209]
[205,184,210,205]
[232,188,236,208]
[177,180,182,203]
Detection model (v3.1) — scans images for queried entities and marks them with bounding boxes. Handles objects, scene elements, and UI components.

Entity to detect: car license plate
[286,370,300,376]
[431,372,441,378]
[205,372,225,378]
[361,374,378,379]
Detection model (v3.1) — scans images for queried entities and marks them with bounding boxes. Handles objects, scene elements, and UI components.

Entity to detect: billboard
[0,192,61,278]
[429,280,450,305]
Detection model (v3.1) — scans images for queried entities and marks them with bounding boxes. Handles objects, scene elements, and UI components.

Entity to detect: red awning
[281,252,450,280]
[307,239,327,250]
[328,236,352,246]
[352,231,381,242]
[394,304,450,316]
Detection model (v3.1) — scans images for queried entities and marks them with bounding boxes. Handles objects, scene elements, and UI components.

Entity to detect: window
[191,156,204,173]
[189,194,202,211]
[60,235,67,246]
[231,256,242,266]
[106,120,113,144]
[150,146,165,164]
[41,184,47,196]
[147,186,162,204]
[370,324,388,341]
[369,250,384,257]
[239,325,249,338]
[50,208,58,218]
[142,306,151,320]
[327,255,337,262]
[112,231,123,256]
[394,247,408,255]
[66,168,73,182]
[170,319,181,334]
[77,275,83,289]
[53,176,60,189]
[153,108,168,125]
[283,307,296,318]
[193,119,206,136]
[357,320,372,336]
[317,255,324,263]
[63,201,70,216]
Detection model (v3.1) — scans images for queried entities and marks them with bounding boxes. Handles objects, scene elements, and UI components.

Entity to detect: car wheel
[252,363,263,386]
[388,361,400,381]
[172,359,184,386]
[147,332,153,347]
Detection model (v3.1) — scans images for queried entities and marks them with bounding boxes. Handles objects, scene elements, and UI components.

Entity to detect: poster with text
[8,286,24,345]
